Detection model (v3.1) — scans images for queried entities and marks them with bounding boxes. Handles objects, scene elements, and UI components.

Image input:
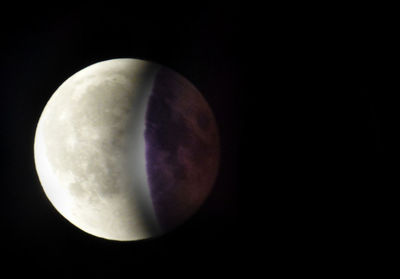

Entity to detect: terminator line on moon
[34,58,219,241]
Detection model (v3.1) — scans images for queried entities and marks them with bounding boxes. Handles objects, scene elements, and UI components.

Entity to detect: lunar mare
[34,58,219,241]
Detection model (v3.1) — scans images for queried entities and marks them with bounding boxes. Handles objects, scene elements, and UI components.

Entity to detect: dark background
[0,2,394,276]
[0,2,244,277]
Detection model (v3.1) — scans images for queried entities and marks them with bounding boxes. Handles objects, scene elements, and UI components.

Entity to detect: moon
[34,58,219,241]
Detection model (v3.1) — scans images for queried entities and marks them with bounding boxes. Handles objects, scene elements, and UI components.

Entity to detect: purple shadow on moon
[144,67,219,232]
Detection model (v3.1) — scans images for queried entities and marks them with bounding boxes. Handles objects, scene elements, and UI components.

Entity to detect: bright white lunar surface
[34,58,220,241]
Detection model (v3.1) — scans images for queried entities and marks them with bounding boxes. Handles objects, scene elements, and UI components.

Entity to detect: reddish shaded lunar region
[144,68,219,232]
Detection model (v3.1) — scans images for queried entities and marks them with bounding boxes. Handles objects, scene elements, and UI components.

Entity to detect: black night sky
[1,2,394,276]
[0,2,244,277]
